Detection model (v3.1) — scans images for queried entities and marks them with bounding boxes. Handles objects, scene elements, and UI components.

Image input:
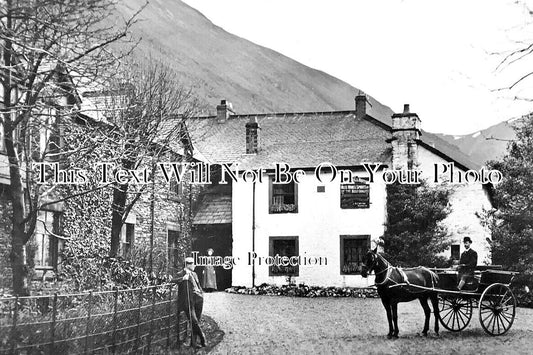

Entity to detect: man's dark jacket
[460,248,478,274]
[175,269,203,311]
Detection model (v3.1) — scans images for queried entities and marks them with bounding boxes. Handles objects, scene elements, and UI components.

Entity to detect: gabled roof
[188,105,480,172]
[188,111,392,170]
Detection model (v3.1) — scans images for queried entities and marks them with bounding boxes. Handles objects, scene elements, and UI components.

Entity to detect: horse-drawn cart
[432,267,518,336]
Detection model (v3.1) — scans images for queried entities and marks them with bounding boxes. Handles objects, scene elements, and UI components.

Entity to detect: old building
[0,74,198,289]
[189,95,493,288]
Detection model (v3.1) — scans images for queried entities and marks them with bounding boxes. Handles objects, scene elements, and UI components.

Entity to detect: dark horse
[361,248,440,338]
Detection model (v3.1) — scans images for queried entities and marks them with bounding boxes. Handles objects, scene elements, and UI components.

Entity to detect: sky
[181,0,533,135]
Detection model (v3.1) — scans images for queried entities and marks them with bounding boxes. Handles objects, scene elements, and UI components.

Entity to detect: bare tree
[90,60,201,260]
[0,0,141,295]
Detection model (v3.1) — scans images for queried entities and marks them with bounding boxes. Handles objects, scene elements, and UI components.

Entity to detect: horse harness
[370,253,436,292]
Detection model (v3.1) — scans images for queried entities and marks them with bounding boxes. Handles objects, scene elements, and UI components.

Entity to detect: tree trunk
[5,125,30,296]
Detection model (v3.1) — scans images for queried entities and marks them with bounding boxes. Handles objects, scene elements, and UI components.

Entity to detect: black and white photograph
[1,0,533,354]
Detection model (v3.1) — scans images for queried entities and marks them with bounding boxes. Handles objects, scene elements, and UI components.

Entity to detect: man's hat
[185,257,194,264]
[463,237,472,243]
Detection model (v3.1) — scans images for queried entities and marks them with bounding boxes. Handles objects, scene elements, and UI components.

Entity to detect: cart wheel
[479,283,516,336]
[438,296,473,331]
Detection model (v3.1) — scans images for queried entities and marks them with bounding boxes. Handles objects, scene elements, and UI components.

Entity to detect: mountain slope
[115,0,394,119]
[431,118,520,166]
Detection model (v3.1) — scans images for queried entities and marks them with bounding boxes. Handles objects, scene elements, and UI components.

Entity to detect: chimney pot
[216,99,234,123]
[403,104,410,114]
[245,116,259,154]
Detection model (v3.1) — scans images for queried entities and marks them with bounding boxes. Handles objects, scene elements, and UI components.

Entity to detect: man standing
[175,257,206,348]
[457,237,478,290]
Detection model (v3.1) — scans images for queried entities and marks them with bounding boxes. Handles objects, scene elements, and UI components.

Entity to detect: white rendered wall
[231,170,384,288]
[418,147,492,264]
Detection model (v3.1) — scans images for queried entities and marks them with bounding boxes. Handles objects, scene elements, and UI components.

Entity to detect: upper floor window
[269,177,298,213]
[340,179,370,209]
[39,107,61,157]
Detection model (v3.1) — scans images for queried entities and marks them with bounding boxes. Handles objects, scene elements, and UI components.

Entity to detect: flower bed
[226,284,379,298]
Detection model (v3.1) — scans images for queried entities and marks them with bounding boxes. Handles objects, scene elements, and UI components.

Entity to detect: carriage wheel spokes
[438,296,473,332]
[479,283,516,336]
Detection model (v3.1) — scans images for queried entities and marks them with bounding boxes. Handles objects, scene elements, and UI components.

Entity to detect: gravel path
[202,292,533,354]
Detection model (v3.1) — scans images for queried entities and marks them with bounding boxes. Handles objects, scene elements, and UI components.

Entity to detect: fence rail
[0,284,190,354]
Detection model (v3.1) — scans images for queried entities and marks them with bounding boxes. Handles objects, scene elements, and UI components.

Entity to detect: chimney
[391,104,421,169]
[355,91,367,119]
[245,116,259,154]
[216,99,234,123]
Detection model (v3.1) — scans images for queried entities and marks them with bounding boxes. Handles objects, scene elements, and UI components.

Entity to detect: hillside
[115,0,394,118]
[431,118,521,166]
[112,0,518,168]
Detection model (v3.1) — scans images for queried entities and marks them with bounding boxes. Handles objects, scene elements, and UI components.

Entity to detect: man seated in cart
[456,236,478,290]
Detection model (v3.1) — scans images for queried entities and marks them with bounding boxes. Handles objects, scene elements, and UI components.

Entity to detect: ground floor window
[451,244,460,261]
[269,236,299,276]
[121,223,135,258]
[34,210,63,269]
[168,229,180,271]
[340,235,370,275]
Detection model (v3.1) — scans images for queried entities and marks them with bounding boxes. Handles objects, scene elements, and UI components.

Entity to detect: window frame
[339,235,370,275]
[121,222,135,258]
[268,176,298,214]
[34,210,64,270]
[451,244,460,261]
[268,236,299,276]
[167,229,180,271]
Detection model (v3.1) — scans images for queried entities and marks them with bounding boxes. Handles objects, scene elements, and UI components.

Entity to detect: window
[39,107,60,157]
[340,235,370,275]
[34,211,64,269]
[121,223,135,257]
[0,121,4,152]
[168,153,182,195]
[168,229,180,271]
[269,178,298,213]
[451,244,460,260]
[340,180,370,209]
[269,236,299,276]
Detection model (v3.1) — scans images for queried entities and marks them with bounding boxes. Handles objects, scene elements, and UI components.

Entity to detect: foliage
[0,0,139,295]
[58,238,150,291]
[227,283,379,298]
[485,114,533,305]
[382,180,452,268]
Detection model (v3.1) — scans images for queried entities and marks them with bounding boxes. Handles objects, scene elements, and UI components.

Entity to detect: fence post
[166,285,172,348]
[111,288,118,354]
[49,293,58,354]
[84,291,93,355]
[146,286,156,354]
[10,296,19,354]
[176,285,181,349]
[135,287,143,354]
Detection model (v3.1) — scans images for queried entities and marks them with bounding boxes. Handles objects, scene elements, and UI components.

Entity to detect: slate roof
[187,111,393,170]
[187,109,479,171]
[193,194,232,225]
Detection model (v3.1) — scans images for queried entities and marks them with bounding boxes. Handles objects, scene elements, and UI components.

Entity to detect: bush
[382,180,452,268]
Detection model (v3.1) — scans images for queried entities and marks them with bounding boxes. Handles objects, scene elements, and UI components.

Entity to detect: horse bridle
[367,251,392,286]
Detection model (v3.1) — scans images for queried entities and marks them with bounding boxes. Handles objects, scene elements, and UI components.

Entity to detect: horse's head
[361,247,379,278]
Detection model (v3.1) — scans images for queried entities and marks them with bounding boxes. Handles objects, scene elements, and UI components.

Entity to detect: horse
[361,248,440,338]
